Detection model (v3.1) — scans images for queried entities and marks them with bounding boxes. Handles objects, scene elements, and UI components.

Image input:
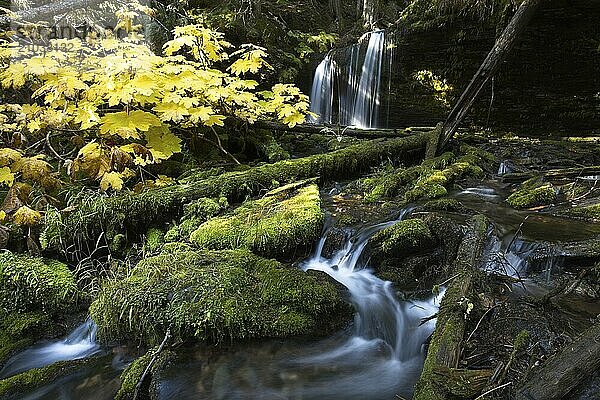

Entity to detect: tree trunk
[435,0,543,155]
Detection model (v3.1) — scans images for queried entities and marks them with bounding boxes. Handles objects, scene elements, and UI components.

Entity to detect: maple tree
[0,3,313,226]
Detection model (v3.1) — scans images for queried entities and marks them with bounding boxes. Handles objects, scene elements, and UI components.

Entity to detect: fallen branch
[501,166,600,183]
[133,326,171,400]
[413,214,491,400]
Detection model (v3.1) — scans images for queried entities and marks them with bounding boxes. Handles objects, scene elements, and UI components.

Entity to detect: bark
[501,166,600,183]
[413,214,491,400]
[436,0,544,154]
[515,322,600,400]
[43,132,430,253]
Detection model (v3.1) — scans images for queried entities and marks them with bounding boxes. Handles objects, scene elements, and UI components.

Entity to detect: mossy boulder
[0,253,79,314]
[507,177,557,209]
[90,249,350,346]
[565,203,600,220]
[370,219,436,259]
[0,312,48,366]
[165,197,228,243]
[190,184,323,259]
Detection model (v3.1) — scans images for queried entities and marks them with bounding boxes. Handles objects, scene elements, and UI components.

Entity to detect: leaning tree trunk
[434,0,544,155]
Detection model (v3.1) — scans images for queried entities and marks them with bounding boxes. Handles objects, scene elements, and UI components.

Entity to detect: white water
[0,317,100,379]
[309,30,389,129]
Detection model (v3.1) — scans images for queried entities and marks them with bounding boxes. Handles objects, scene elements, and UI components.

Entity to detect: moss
[371,219,435,258]
[110,233,127,254]
[0,312,48,366]
[144,228,164,254]
[0,253,79,314]
[422,198,466,212]
[0,358,100,397]
[115,347,175,400]
[165,197,228,243]
[161,242,193,254]
[565,203,600,220]
[514,329,530,352]
[90,249,349,346]
[361,150,484,202]
[42,133,429,251]
[507,177,557,209]
[190,184,324,259]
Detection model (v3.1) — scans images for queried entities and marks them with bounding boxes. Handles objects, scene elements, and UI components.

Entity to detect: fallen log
[0,0,109,25]
[253,120,435,139]
[413,214,491,400]
[43,132,430,253]
[435,0,543,154]
[501,166,600,183]
[515,322,600,400]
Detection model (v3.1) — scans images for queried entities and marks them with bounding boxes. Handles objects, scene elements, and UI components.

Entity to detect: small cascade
[484,235,539,278]
[303,213,442,361]
[0,317,100,379]
[309,30,391,129]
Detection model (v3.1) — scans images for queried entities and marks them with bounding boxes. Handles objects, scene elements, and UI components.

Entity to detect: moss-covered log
[515,322,600,400]
[115,346,176,400]
[90,249,351,346]
[413,214,490,400]
[43,133,429,252]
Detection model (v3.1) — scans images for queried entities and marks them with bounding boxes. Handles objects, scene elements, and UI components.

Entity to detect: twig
[133,326,172,400]
[466,303,500,343]
[474,382,512,400]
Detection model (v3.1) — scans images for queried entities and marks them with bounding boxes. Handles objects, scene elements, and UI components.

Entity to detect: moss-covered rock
[190,184,323,259]
[90,249,350,346]
[0,253,79,314]
[165,197,229,243]
[370,219,436,259]
[0,312,48,366]
[0,357,102,398]
[144,228,165,254]
[507,177,557,209]
[422,198,468,213]
[115,347,176,400]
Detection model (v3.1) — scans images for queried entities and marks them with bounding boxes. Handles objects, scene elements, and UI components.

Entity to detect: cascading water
[0,317,100,379]
[157,214,444,400]
[309,30,389,129]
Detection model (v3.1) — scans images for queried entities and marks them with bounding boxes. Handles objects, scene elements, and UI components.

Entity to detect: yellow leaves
[100,110,162,139]
[0,210,5,223]
[71,142,110,180]
[228,45,271,76]
[100,171,124,191]
[189,106,213,124]
[164,25,229,63]
[153,102,189,123]
[0,166,14,186]
[282,112,305,128]
[204,114,226,127]
[145,128,182,161]
[13,206,42,226]
[0,63,26,88]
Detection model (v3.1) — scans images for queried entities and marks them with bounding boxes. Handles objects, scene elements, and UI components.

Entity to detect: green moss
[42,133,429,251]
[507,177,557,209]
[165,197,228,243]
[115,347,175,400]
[565,203,600,220]
[514,329,530,352]
[145,228,165,254]
[0,312,48,365]
[90,249,349,346]
[422,198,466,212]
[371,219,435,258]
[190,184,324,259]
[110,233,127,254]
[0,358,97,397]
[0,253,79,314]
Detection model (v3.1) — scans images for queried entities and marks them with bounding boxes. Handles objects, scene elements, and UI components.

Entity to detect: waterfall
[302,212,442,361]
[0,317,100,379]
[309,30,389,129]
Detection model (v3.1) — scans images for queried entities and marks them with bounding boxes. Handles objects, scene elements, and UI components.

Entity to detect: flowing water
[0,317,100,379]
[309,30,390,129]
[157,214,444,400]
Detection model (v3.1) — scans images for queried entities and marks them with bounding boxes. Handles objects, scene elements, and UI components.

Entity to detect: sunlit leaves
[99,111,162,139]
[145,128,182,160]
[0,167,14,186]
[100,171,124,191]
[13,206,42,226]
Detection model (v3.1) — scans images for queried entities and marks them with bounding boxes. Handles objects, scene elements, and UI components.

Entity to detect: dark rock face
[388,0,600,134]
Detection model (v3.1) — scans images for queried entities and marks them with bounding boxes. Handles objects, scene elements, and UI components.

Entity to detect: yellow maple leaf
[204,114,226,127]
[153,101,189,123]
[145,128,182,161]
[282,111,305,128]
[13,206,42,226]
[100,171,124,191]
[100,110,162,139]
[154,174,174,187]
[0,166,14,186]
[189,106,213,124]
[0,210,6,223]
